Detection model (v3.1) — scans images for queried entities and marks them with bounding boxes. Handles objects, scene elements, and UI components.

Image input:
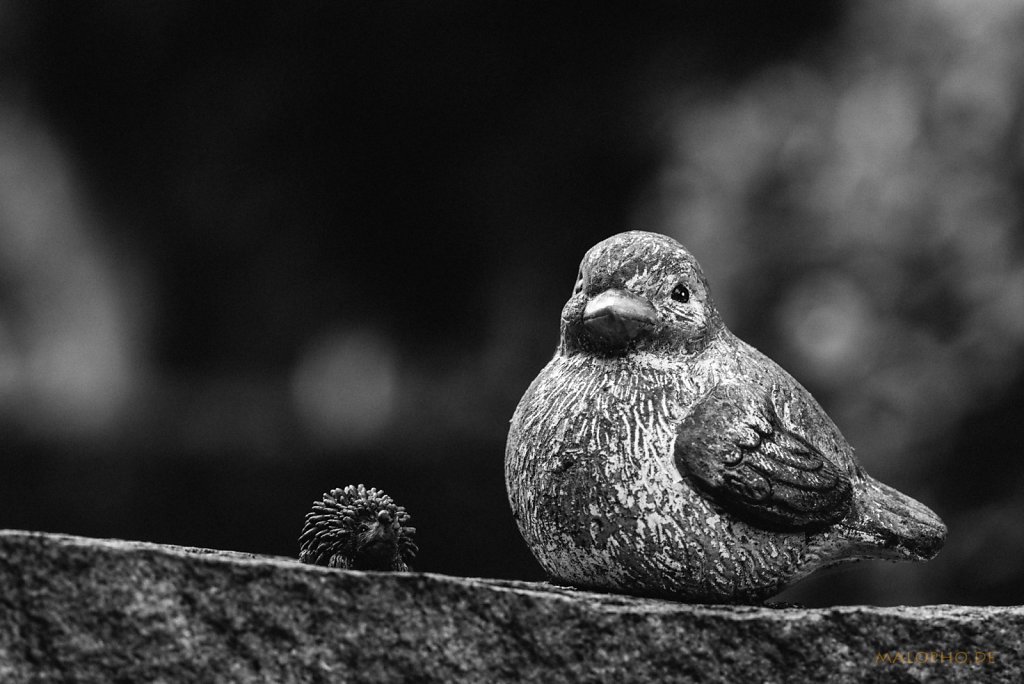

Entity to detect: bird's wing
[674,383,853,530]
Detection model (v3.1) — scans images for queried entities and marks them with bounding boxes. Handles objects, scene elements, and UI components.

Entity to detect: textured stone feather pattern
[675,382,854,530]
[506,230,946,602]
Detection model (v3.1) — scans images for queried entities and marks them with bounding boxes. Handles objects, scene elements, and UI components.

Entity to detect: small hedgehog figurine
[299,484,417,571]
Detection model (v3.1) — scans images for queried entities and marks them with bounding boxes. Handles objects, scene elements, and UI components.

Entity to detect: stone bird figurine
[505,231,946,603]
[299,485,417,571]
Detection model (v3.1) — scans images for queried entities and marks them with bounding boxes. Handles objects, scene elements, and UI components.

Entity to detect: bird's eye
[671,283,690,303]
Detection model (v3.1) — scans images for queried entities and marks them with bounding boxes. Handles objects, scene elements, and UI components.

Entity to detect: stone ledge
[0,530,1019,682]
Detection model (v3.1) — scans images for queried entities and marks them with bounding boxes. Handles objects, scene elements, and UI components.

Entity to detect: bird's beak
[583,289,658,348]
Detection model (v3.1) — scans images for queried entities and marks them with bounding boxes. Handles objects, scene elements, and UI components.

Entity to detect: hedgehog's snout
[362,513,398,544]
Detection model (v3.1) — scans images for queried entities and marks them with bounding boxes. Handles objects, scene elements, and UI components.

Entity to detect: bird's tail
[838,476,946,562]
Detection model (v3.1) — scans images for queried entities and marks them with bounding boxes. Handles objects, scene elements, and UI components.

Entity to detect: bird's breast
[505,348,830,600]
[506,351,714,541]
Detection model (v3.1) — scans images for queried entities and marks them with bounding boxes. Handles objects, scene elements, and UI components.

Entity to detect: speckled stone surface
[506,231,946,602]
[0,530,1019,683]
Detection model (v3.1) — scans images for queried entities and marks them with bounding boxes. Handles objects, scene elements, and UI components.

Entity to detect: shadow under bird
[505,231,946,603]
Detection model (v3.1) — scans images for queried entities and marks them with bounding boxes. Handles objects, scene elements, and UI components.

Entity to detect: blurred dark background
[0,1,1021,606]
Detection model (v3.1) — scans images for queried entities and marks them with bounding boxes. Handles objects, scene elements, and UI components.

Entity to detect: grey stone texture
[0,530,1019,682]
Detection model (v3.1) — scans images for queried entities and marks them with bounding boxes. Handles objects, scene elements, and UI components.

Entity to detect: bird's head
[560,231,723,357]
